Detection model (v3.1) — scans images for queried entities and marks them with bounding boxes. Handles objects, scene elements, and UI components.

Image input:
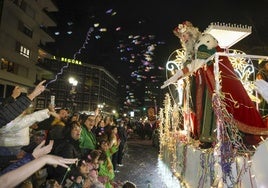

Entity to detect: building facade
[0,0,57,101]
[0,0,119,114]
[37,57,119,113]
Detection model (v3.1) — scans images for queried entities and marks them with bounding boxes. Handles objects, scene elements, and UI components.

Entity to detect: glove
[161,69,183,89]
[161,59,205,89]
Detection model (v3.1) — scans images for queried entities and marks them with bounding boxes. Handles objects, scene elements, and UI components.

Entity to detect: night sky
[48,0,268,85]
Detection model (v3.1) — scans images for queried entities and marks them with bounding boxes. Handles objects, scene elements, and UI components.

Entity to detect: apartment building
[0,0,57,101]
[37,57,119,113]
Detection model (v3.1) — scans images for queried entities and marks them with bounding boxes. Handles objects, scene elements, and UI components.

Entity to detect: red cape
[204,47,268,136]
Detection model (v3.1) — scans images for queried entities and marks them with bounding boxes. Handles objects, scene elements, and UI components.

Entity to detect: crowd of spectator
[0,81,135,188]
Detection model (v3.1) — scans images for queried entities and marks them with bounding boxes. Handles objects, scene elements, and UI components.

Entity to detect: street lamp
[68,77,78,111]
[69,77,78,95]
[69,77,78,86]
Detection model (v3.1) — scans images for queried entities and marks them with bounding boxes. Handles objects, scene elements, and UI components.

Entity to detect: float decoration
[158,22,268,187]
[204,22,252,49]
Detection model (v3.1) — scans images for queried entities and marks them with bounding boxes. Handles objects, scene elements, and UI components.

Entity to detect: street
[114,134,168,188]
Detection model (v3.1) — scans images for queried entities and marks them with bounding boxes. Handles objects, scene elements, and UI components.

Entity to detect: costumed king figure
[161,21,268,146]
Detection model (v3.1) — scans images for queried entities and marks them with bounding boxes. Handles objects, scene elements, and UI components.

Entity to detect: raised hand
[0,154,77,188]
[32,140,54,159]
[11,86,22,99]
[27,80,46,100]
[43,155,78,168]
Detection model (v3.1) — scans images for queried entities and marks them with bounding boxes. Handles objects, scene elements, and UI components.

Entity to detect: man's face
[59,109,69,122]
[181,33,196,57]
[180,33,190,43]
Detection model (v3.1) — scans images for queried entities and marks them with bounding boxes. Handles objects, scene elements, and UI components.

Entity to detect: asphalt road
[114,134,168,188]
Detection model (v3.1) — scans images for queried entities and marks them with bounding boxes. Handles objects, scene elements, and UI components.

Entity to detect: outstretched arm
[161,69,184,89]
[27,80,46,101]
[1,86,23,106]
[0,80,46,128]
[0,140,54,176]
[161,59,205,89]
[0,154,77,187]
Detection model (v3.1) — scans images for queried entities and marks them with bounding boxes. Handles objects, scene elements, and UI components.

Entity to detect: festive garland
[158,57,257,187]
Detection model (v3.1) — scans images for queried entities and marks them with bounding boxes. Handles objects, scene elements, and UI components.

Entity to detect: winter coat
[0,109,50,147]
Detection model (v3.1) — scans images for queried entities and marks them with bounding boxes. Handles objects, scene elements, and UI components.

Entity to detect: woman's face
[71,115,79,122]
[71,124,82,140]
[79,162,90,176]
[92,156,99,164]
[112,127,118,134]
[99,120,105,127]
[85,116,95,130]
[95,115,101,123]
[100,141,109,151]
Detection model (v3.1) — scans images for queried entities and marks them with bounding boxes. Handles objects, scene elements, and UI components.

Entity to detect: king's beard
[181,37,196,60]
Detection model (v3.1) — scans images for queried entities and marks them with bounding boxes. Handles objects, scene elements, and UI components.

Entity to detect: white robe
[0,109,50,147]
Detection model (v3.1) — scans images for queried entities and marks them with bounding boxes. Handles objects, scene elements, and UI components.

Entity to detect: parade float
[158,22,268,188]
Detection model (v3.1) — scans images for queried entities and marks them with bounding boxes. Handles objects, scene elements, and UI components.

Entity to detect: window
[1,58,16,73]
[20,0,26,10]
[18,21,33,38]
[25,5,35,19]
[16,42,30,58]
[0,84,4,104]
[13,0,35,19]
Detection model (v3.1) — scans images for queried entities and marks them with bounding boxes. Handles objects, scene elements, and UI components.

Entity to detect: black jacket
[47,137,82,183]
[0,95,31,127]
